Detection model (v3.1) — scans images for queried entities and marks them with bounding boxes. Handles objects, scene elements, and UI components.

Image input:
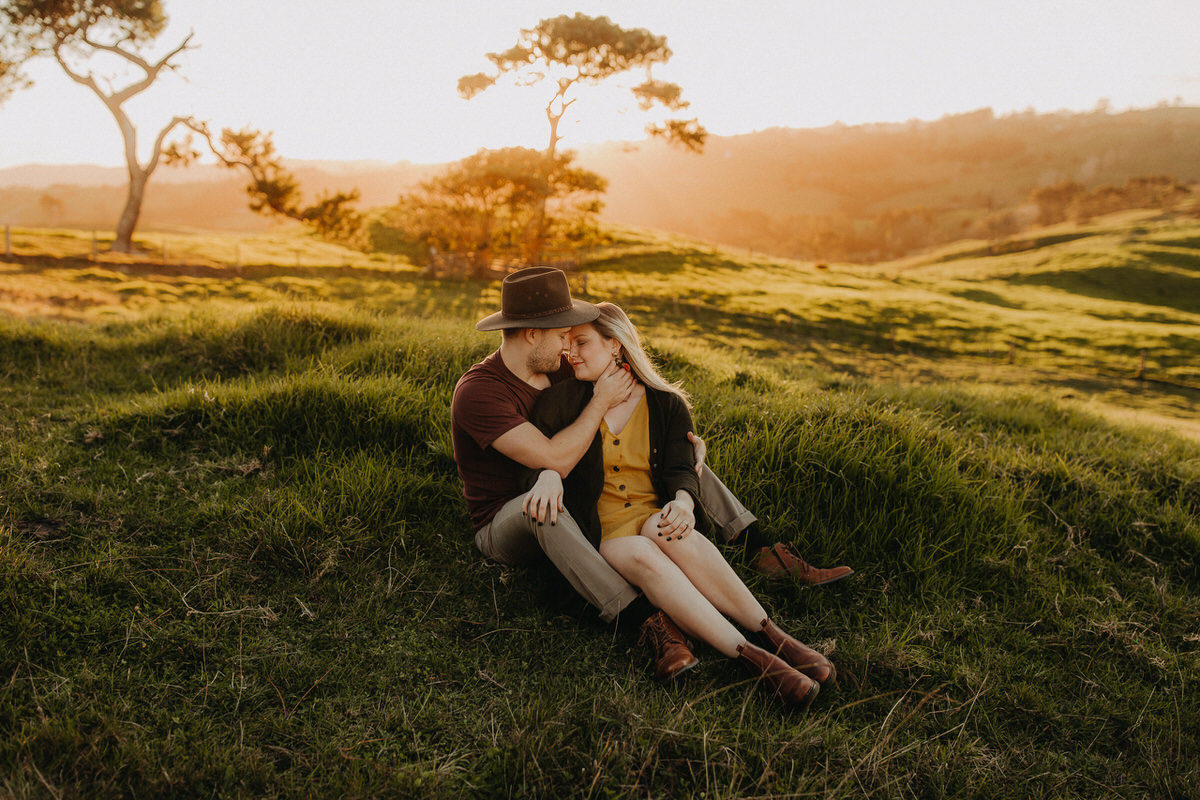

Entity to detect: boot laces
[639,613,675,648]
[774,543,813,574]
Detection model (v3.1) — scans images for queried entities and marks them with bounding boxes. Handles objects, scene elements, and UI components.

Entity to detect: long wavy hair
[590,302,691,410]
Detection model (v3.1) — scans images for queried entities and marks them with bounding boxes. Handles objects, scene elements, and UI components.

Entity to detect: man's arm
[493,363,633,475]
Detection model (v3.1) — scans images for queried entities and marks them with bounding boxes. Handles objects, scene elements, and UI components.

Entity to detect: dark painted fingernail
[537,521,543,526]
[550,522,556,526]
[657,532,662,536]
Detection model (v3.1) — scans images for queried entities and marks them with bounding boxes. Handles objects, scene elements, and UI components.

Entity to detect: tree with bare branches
[0,1,195,252]
[459,13,706,262]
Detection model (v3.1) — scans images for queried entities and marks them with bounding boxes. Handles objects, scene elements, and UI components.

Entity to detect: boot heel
[736,642,819,708]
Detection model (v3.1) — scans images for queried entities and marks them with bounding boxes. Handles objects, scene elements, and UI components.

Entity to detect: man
[450,267,850,680]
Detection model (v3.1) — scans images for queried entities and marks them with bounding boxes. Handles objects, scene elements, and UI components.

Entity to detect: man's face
[528,327,570,374]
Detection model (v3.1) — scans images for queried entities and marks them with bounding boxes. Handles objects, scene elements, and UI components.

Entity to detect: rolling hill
[3,105,1198,258]
[1,216,1198,797]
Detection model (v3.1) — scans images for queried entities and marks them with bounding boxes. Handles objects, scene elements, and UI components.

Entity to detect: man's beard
[529,344,563,375]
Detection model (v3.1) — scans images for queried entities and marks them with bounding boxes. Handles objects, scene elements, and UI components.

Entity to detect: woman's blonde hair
[590,302,691,410]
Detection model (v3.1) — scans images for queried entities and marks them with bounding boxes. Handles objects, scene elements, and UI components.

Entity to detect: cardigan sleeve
[521,379,594,490]
[657,392,702,505]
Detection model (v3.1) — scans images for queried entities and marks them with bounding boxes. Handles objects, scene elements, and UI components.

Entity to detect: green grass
[1,222,1199,797]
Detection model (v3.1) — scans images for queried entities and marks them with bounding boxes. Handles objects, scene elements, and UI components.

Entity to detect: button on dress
[596,396,660,542]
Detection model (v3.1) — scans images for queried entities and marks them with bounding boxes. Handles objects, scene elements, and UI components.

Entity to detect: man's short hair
[501,327,526,341]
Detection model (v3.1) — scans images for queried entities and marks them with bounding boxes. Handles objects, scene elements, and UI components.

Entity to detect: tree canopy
[458,13,706,154]
[0,0,193,252]
[458,13,705,263]
[388,147,606,276]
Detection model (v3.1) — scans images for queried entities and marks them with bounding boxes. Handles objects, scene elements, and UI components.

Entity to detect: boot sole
[757,567,854,586]
[661,656,700,682]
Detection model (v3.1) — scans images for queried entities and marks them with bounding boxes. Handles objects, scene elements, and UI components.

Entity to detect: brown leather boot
[752,543,853,585]
[736,641,819,707]
[638,611,699,682]
[756,618,836,686]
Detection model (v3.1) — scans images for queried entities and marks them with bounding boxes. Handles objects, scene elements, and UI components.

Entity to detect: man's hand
[522,469,564,524]
[688,431,707,476]
[592,360,635,410]
[657,491,696,541]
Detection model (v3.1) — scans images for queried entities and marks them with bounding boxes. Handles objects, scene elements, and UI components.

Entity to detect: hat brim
[476,299,600,331]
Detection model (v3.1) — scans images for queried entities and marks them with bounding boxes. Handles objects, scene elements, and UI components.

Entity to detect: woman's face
[568,324,617,381]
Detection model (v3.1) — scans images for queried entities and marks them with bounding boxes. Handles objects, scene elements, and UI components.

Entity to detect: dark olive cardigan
[526,378,707,549]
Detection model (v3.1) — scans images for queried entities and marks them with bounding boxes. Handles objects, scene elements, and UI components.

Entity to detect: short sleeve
[451,375,531,451]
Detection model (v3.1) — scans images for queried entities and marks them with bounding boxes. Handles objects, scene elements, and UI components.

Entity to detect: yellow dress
[597,395,661,542]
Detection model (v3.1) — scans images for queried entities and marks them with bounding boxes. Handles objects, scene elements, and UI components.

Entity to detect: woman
[523,303,834,708]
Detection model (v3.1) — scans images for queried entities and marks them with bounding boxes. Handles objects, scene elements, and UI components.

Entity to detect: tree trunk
[532,94,565,266]
[113,166,148,253]
[51,37,193,256]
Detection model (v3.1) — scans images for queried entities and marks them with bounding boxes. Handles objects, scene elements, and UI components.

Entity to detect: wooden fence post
[1136,349,1146,380]
[4,225,10,258]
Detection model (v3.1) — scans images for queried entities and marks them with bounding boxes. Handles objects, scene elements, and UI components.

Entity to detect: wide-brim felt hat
[476,266,600,331]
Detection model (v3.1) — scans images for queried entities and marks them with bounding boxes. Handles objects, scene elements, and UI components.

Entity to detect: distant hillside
[578,105,1200,260]
[3,106,1198,256]
[0,160,438,233]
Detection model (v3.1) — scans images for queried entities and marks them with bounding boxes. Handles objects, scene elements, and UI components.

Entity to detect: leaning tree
[458,12,706,262]
[0,0,194,253]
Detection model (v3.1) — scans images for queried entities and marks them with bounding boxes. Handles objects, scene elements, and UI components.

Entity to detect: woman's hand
[657,490,696,541]
[688,431,707,476]
[523,469,564,524]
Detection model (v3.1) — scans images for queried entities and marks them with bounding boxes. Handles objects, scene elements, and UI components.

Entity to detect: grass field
[1,219,1198,797]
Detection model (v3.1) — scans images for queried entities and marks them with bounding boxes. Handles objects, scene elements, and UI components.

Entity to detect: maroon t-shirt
[451,350,572,529]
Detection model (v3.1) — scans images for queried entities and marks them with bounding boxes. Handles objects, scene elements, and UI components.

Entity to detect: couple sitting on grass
[451,267,852,708]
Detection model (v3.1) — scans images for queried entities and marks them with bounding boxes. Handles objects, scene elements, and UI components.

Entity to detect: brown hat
[476,267,600,331]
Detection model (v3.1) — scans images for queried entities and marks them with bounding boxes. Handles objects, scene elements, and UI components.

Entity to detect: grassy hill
[584,106,1200,259]
[1,220,1198,797]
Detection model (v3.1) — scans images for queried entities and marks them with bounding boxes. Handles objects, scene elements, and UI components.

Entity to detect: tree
[458,13,705,261]
[0,0,196,253]
[167,122,363,243]
[1029,181,1086,226]
[391,146,606,277]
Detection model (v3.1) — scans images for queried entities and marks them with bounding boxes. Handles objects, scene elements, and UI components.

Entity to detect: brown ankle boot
[736,641,819,707]
[638,611,699,682]
[752,543,853,585]
[756,618,836,686]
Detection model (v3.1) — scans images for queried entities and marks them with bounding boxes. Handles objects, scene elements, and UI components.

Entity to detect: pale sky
[2,0,1198,169]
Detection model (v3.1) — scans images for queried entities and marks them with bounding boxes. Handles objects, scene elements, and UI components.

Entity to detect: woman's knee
[603,535,669,581]
[638,513,700,553]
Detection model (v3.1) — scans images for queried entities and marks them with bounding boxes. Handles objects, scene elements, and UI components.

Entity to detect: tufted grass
[1,221,1199,797]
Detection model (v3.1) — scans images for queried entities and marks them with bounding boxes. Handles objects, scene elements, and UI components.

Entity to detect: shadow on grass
[925,231,1100,265]
[614,291,964,363]
[6,251,417,282]
[583,248,760,276]
[948,288,1026,309]
[1009,263,1200,315]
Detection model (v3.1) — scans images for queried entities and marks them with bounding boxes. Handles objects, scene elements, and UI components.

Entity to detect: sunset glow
[2,0,1198,169]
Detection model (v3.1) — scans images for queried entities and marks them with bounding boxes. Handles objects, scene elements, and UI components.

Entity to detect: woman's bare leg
[641,513,768,632]
[600,535,746,657]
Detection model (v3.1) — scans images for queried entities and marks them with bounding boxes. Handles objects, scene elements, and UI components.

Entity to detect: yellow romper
[597,396,661,542]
